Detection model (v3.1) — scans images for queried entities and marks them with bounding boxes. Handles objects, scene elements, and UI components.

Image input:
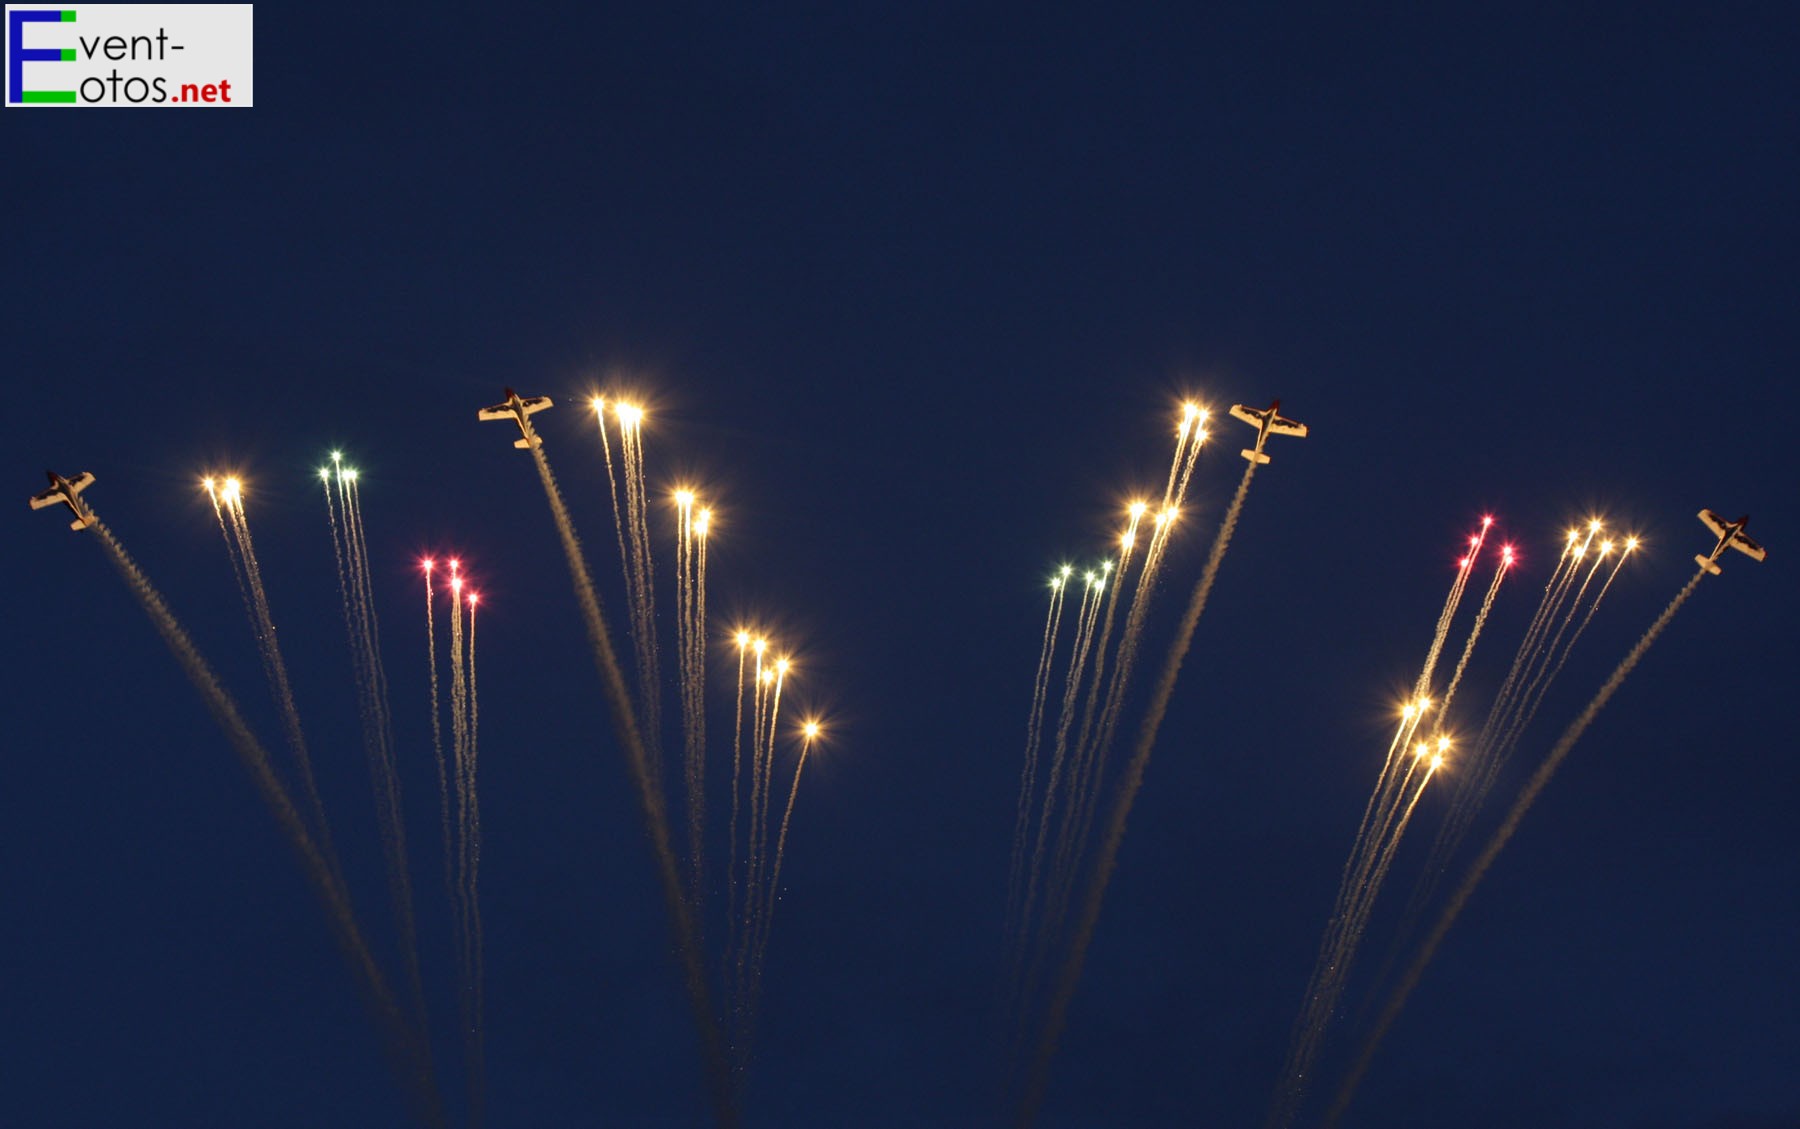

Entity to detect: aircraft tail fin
[1241,448,1271,465]
[1695,554,1721,576]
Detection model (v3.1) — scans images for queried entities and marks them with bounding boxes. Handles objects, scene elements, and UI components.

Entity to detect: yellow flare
[591,397,605,412]
[616,403,644,426]
[803,722,821,740]
[736,631,751,648]
[1129,501,1148,517]
[674,489,695,507]
[754,638,767,655]
[1437,736,1451,751]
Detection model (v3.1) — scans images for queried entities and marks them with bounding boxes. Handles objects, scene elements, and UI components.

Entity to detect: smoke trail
[676,498,708,923]
[749,733,814,1021]
[423,568,454,919]
[1475,540,1575,761]
[338,474,431,1041]
[741,647,770,1000]
[618,414,663,765]
[727,639,749,994]
[1050,552,1132,916]
[1438,555,1511,719]
[211,488,342,883]
[1274,545,1506,1128]
[1324,568,1705,1128]
[1382,539,1582,996]
[1006,580,1068,950]
[1017,461,1256,1128]
[593,402,634,619]
[748,663,788,985]
[1268,757,1439,1129]
[463,592,486,1129]
[1501,547,1630,756]
[517,424,736,1127]
[1050,430,1212,952]
[233,499,342,879]
[689,514,710,925]
[1013,578,1102,983]
[448,571,470,973]
[1498,548,1608,751]
[89,518,447,1128]
[1051,504,1200,951]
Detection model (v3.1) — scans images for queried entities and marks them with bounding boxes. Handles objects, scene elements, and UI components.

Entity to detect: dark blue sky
[6,6,1796,1128]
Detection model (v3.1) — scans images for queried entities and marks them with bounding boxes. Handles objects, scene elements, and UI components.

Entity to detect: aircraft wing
[65,472,94,494]
[1228,404,1264,427]
[1698,509,1728,538]
[1730,531,1768,562]
[1268,416,1308,437]
[28,487,64,509]
[477,403,517,421]
[518,396,552,415]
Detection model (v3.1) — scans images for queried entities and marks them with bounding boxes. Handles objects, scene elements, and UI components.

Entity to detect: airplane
[1695,510,1768,575]
[28,470,97,530]
[478,387,554,448]
[1227,399,1308,464]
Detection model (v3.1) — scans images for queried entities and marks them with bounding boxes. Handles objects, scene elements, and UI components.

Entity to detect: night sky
[6,6,1797,1128]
